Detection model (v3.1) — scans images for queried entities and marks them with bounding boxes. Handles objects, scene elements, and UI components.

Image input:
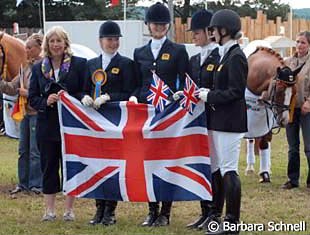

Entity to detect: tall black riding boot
[89,199,105,225]
[153,201,172,226]
[141,202,159,226]
[186,200,211,229]
[223,171,241,234]
[102,200,117,226]
[205,171,241,235]
[199,170,224,230]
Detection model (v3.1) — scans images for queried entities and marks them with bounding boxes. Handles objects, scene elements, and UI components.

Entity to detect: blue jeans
[18,114,42,190]
[285,108,310,186]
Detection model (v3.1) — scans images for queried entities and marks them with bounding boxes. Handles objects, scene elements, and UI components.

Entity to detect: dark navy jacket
[189,48,220,89]
[189,48,220,129]
[28,56,87,141]
[84,53,136,101]
[133,39,189,103]
[207,44,248,133]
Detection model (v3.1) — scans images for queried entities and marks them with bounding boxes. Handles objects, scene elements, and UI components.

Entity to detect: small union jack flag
[147,71,172,112]
[180,73,199,115]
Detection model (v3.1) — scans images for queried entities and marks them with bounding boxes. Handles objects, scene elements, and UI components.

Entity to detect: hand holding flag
[179,73,200,115]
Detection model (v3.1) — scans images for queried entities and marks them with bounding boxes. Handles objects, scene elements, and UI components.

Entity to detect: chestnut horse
[244,47,303,183]
[0,31,27,81]
[0,31,27,138]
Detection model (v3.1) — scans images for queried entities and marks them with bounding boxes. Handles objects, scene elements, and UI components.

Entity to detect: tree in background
[0,0,140,28]
[0,0,298,29]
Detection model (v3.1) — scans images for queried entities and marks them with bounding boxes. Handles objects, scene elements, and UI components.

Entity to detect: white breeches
[208,130,245,176]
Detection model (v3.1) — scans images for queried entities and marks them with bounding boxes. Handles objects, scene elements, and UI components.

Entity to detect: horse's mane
[253,46,285,66]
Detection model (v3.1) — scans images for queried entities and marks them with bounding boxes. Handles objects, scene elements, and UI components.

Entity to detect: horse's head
[267,65,303,127]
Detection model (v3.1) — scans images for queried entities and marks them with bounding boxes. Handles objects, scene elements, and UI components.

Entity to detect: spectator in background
[282,31,310,190]
[0,33,43,194]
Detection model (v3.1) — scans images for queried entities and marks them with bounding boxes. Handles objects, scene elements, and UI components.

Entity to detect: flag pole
[123,0,127,56]
[123,0,126,21]
[42,0,46,33]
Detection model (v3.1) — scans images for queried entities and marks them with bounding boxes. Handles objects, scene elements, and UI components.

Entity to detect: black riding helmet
[145,2,171,25]
[189,9,213,31]
[209,9,241,38]
[99,21,122,38]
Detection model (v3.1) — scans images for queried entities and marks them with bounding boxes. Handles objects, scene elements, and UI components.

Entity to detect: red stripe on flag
[151,109,187,131]
[166,166,212,195]
[61,93,105,132]
[64,133,209,160]
[67,166,118,196]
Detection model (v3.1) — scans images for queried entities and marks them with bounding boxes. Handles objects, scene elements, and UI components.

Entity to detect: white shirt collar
[151,36,167,49]
[101,50,117,70]
[219,40,237,61]
[200,42,219,66]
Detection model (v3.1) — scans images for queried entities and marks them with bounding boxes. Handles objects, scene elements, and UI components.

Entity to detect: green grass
[0,131,309,235]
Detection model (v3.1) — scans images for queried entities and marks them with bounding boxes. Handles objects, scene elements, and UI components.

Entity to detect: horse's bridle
[261,76,296,133]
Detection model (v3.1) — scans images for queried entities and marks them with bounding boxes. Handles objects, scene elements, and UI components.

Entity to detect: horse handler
[198,9,248,235]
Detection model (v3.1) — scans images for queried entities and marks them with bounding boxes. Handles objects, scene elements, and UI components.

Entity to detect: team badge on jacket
[161,53,170,60]
[111,67,120,74]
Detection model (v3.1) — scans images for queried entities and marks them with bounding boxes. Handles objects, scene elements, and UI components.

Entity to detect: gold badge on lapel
[161,53,170,60]
[206,64,214,71]
[217,64,223,72]
[91,69,107,86]
[111,67,120,74]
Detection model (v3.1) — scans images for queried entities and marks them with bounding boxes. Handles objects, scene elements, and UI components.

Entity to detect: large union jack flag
[58,92,211,202]
[146,71,172,112]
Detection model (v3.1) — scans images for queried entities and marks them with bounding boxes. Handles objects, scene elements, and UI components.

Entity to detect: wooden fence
[174,11,310,43]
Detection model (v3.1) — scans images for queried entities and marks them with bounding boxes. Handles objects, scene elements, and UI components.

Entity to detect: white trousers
[208,130,245,176]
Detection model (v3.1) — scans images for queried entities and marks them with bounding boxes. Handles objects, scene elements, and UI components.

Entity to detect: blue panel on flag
[84,173,122,200]
[153,175,203,201]
[62,106,88,129]
[185,112,207,129]
[98,102,121,126]
[150,102,180,125]
[186,163,211,180]
[66,161,87,181]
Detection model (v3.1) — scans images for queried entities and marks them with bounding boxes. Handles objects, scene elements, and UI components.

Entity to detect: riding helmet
[189,9,213,31]
[145,2,171,24]
[99,21,122,38]
[209,9,241,36]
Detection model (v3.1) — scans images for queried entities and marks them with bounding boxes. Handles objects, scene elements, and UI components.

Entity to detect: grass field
[0,131,309,235]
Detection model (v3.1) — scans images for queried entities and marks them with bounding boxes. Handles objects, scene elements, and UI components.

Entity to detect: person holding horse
[0,33,43,195]
[282,31,310,189]
[198,9,248,234]
[81,21,136,226]
[183,9,220,230]
[130,2,189,227]
[28,26,87,221]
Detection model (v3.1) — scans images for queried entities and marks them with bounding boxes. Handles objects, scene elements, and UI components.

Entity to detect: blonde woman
[28,26,87,221]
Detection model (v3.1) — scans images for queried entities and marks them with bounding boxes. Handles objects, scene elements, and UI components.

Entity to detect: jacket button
[153,62,156,66]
